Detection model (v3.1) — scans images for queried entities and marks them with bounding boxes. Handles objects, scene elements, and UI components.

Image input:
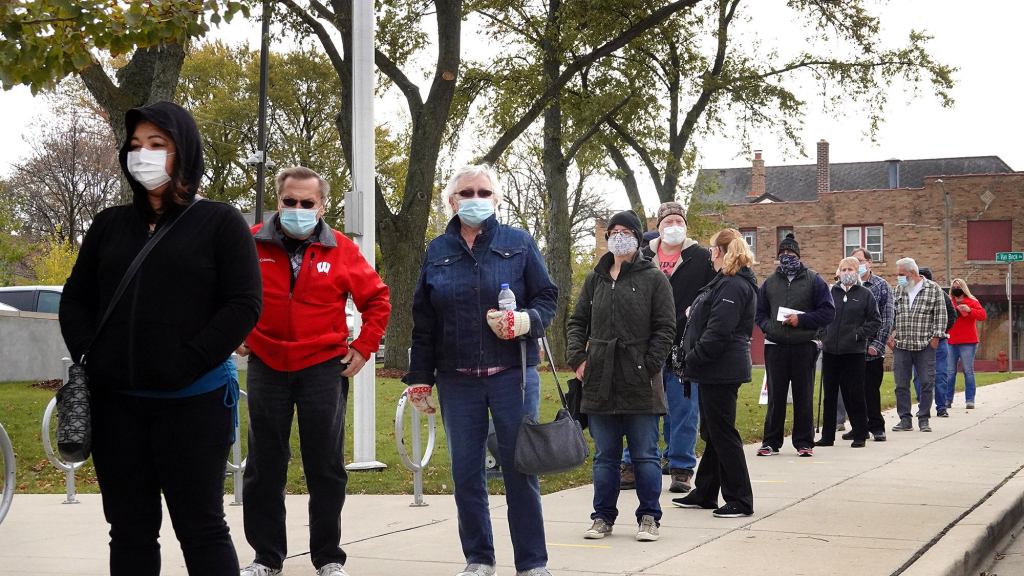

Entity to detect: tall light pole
[345,0,384,471]
[253,0,272,225]
[939,179,952,286]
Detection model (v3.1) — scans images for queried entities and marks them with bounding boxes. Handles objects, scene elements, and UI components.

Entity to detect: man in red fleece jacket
[237,166,391,576]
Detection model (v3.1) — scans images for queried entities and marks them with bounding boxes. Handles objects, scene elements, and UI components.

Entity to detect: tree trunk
[604,140,648,224]
[539,0,572,369]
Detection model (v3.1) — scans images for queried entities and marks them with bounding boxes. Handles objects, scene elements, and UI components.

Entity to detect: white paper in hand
[776,306,804,322]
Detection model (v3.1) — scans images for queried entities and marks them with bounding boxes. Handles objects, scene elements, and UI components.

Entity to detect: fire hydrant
[997,350,1009,372]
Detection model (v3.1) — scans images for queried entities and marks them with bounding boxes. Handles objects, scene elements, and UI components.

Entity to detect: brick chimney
[749,150,765,198]
[816,139,830,196]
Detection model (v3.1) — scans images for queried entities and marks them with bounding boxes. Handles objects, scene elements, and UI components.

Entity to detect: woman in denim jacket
[403,164,558,576]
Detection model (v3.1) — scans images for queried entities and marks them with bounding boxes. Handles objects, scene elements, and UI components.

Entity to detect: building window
[741,228,757,254]
[776,227,793,247]
[844,225,883,261]
[967,220,1012,261]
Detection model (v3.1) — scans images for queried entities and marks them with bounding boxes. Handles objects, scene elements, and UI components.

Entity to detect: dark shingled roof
[695,156,1014,205]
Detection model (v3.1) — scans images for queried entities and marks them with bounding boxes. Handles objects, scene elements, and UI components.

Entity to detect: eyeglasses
[457,189,494,199]
[607,230,633,238]
[282,197,317,209]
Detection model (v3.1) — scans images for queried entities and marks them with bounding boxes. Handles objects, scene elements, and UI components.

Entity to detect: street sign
[996,251,1024,262]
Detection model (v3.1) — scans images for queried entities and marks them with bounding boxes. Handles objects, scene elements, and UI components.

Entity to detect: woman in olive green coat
[567,210,676,543]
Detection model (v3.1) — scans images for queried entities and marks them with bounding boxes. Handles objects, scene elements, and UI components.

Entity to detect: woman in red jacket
[946,278,987,409]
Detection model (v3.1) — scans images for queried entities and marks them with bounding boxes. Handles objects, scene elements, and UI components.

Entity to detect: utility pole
[345,0,384,471]
[254,0,271,225]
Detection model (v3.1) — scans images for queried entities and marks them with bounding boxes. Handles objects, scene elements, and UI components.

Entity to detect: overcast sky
[1,0,1020,212]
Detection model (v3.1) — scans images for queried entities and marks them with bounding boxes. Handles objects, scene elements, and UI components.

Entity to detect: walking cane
[814,347,824,434]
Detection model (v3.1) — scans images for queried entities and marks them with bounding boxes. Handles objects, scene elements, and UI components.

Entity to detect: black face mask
[951,288,964,297]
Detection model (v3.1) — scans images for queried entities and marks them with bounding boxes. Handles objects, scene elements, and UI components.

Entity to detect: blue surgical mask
[457,198,495,227]
[279,208,319,238]
[897,275,909,287]
[858,264,868,277]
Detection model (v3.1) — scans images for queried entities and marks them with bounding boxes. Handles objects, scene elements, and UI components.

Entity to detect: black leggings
[91,388,238,576]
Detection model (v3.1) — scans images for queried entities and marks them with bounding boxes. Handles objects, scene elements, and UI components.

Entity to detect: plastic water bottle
[498,283,517,311]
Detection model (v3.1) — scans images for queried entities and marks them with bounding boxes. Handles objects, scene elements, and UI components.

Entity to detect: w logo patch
[316,262,331,274]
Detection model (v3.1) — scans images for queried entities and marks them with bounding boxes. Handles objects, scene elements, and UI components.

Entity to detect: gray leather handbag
[513,336,589,476]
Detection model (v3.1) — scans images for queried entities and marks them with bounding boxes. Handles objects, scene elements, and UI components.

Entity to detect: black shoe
[937,409,949,418]
[712,503,753,518]
[814,439,834,447]
[872,431,887,442]
[851,439,866,448]
[841,431,855,440]
[672,494,718,509]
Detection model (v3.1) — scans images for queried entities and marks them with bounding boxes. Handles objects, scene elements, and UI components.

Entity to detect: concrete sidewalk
[2,377,1024,576]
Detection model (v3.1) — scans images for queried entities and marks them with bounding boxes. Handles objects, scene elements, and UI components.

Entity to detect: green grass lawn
[2,369,1020,496]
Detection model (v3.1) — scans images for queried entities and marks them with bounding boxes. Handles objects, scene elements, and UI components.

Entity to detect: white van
[0,285,64,314]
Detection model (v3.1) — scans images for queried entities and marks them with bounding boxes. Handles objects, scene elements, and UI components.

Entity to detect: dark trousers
[243,355,349,570]
[864,358,885,434]
[762,342,817,450]
[819,353,869,443]
[91,388,238,576]
[689,382,753,513]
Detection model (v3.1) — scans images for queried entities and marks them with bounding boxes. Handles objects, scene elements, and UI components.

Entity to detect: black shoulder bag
[513,335,589,476]
[57,200,202,462]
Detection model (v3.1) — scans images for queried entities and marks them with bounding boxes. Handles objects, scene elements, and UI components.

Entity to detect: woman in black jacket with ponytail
[671,228,757,518]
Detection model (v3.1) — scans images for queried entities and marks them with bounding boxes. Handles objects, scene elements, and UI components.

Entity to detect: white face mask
[608,233,639,256]
[661,225,686,246]
[127,148,173,190]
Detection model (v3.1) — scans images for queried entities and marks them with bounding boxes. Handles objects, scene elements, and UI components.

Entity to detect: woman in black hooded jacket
[59,101,262,575]
[671,228,757,518]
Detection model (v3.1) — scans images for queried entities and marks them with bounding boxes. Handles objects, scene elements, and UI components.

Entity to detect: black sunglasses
[281,197,317,209]
[457,189,494,199]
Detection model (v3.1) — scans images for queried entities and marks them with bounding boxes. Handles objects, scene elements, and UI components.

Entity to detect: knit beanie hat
[656,201,687,226]
[778,233,800,257]
[607,210,643,243]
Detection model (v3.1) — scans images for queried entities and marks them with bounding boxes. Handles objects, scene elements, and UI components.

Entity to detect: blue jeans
[621,368,698,469]
[919,339,950,409]
[436,367,546,572]
[894,347,935,422]
[948,343,978,403]
[589,413,662,525]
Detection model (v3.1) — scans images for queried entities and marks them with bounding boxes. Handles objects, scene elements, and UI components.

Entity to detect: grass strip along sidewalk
[1,369,1018,496]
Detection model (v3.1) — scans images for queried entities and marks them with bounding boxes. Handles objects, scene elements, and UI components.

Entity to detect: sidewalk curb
[901,466,1024,576]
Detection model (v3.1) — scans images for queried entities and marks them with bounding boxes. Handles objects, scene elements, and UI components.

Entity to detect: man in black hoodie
[754,234,835,458]
[60,101,262,575]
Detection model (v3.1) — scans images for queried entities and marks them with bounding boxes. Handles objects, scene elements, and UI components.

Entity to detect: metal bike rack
[0,421,15,524]
[395,390,436,507]
[41,396,86,504]
[226,388,248,506]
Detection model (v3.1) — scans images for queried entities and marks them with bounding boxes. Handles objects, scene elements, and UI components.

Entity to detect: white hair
[896,257,919,275]
[443,164,504,211]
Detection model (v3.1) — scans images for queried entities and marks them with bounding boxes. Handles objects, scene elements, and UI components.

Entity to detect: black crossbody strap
[82,198,202,363]
[539,336,570,411]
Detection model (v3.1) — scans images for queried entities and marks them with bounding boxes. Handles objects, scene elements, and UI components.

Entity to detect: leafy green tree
[31,237,78,285]
[1,1,251,154]
[0,182,32,287]
[602,0,955,211]
[178,41,350,226]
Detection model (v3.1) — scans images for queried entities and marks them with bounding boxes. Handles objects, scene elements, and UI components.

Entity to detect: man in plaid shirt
[888,257,947,432]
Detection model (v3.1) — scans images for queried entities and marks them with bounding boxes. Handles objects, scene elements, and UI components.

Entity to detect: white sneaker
[456,564,497,576]
[516,569,552,576]
[583,518,613,539]
[636,515,660,542]
[317,563,349,576]
[241,563,282,576]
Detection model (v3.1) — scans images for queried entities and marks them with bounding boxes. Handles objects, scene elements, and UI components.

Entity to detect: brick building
[689,141,1023,369]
